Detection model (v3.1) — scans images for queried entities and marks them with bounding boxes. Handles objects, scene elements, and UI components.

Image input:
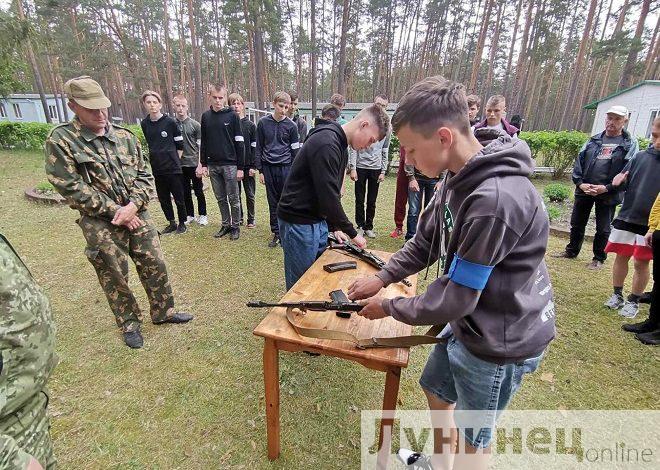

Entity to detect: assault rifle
[247,289,362,316]
[327,233,413,287]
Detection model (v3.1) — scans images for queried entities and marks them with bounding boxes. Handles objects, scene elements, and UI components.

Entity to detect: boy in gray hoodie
[348,76,555,470]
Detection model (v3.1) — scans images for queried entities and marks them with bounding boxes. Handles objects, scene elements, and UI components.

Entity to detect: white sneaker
[397,448,433,469]
[185,216,196,225]
[357,228,365,237]
[604,293,625,309]
[365,229,376,238]
[197,215,208,226]
[619,301,639,319]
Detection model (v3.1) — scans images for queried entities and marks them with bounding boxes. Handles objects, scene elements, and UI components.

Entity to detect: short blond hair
[486,95,506,108]
[228,93,244,105]
[272,91,291,104]
[141,90,162,103]
[392,76,470,137]
[356,104,390,141]
[173,94,187,103]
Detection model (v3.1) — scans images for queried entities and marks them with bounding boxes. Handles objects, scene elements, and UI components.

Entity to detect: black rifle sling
[285,307,446,349]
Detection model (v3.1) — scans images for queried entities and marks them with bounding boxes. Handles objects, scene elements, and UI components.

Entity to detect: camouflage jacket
[45,117,154,220]
[0,234,57,466]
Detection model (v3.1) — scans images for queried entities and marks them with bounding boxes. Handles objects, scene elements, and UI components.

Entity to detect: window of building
[647,110,658,138]
[0,103,6,118]
[49,105,58,120]
[12,103,22,119]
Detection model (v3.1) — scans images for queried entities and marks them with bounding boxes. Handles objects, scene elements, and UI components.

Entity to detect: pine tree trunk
[503,0,524,97]
[311,0,317,118]
[163,0,175,113]
[187,0,204,116]
[618,0,650,89]
[644,17,660,79]
[337,0,351,96]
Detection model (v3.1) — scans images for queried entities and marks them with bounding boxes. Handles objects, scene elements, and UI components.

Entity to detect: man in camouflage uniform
[44,76,193,349]
[1,234,57,469]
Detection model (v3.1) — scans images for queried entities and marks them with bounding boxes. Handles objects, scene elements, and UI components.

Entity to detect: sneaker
[551,251,577,259]
[357,228,365,237]
[239,220,244,226]
[153,312,193,324]
[639,291,652,304]
[268,234,280,248]
[635,329,660,345]
[390,228,403,239]
[123,330,143,349]
[247,222,256,229]
[185,216,196,225]
[604,293,625,310]
[230,228,240,240]
[214,226,231,238]
[365,229,376,238]
[176,223,187,234]
[161,221,177,234]
[198,215,209,226]
[586,260,603,270]
[397,448,433,469]
[619,301,639,319]
[622,319,658,334]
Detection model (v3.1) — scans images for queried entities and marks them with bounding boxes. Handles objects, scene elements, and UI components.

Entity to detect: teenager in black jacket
[229,93,257,228]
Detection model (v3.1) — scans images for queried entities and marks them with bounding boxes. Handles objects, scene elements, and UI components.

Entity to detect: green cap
[64,76,111,109]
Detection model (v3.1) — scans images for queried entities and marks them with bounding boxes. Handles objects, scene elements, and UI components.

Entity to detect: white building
[584,80,660,138]
[0,94,67,124]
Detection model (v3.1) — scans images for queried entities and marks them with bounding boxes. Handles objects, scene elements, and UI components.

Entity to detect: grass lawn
[1,149,658,469]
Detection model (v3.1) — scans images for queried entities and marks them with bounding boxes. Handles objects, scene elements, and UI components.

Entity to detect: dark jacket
[571,130,638,205]
[376,136,555,364]
[140,114,184,176]
[255,114,301,168]
[616,147,660,227]
[239,116,257,171]
[277,122,357,238]
[473,118,519,137]
[292,114,308,142]
[200,106,245,167]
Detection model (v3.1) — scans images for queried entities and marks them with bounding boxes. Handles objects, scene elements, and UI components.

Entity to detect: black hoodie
[200,106,245,167]
[376,136,556,364]
[277,122,357,238]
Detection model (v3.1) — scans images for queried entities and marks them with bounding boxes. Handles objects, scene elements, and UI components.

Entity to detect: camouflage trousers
[0,391,56,469]
[77,210,175,332]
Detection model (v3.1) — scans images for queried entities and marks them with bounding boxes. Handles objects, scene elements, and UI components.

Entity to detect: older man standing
[45,76,193,349]
[554,105,638,269]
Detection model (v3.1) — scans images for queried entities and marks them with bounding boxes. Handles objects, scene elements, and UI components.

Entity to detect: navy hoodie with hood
[376,136,556,364]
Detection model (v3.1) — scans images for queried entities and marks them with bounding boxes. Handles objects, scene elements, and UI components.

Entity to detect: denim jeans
[406,178,438,239]
[420,334,545,448]
[278,218,328,290]
[208,164,240,228]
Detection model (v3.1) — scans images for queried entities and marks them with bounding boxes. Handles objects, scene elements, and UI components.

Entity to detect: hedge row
[1,121,651,178]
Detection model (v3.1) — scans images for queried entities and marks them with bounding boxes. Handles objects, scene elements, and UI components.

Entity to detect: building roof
[583,80,660,109]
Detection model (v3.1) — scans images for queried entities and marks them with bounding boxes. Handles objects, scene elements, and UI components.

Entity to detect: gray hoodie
[376,136,556,364]
[348,131,391,172]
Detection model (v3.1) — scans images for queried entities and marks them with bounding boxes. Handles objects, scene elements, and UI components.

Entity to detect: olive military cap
[64,76,112,109]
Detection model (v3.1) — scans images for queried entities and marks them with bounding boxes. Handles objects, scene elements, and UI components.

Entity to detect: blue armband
[447,255,494,290]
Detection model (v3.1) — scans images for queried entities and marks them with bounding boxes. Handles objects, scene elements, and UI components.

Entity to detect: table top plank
[253,249,417,368]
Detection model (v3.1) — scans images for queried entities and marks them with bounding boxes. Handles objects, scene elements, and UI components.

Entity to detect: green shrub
[637,137,650,150]
[35,181,55,191]
[543,183,571,202]
[519,130,588,178]
[0,121,54,150]
[547,206,561,222]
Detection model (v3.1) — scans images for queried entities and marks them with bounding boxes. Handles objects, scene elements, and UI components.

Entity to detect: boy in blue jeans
[404,163,441,240]
[349,77,555,469]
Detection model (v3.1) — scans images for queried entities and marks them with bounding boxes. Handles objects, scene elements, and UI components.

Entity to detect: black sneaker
[153,312,194,324]
[230,228,240,240]
[162,222,177,234]
[551,251,576,259]
[639,291,652,304]
[635,329,660,345]
[622,319,658,334]
[268,234,280,248]
[397,448,433,469]
[123,330,144,349]
[176,223,187,234]
[214,226,231,238]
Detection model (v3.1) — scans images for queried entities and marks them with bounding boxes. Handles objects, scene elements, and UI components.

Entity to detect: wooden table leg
[264,338,280,460]
[377,366,401,470]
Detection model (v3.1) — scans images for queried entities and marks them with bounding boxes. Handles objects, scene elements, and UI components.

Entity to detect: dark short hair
[209,83,227,94]
[287,91,299,102]
[375,94,388,102]
[321,104,341,121]
[330,93,345,107]
[392,76,470,137]
[466,94,481,108]
[356,104,390,141]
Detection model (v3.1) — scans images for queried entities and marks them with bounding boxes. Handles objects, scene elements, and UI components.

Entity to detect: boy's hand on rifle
[356,296,388,320]
[348,275,384,300]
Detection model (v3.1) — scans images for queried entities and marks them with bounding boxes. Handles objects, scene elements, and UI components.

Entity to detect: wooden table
[253,248,417,466]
